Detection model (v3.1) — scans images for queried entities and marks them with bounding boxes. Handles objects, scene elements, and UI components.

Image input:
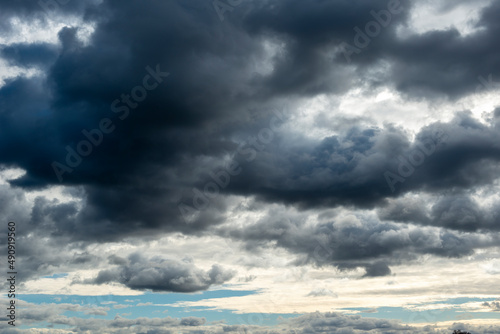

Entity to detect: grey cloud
[306,288,338,298]
[8,300,498,334]
[108,254,128,265]
[10,300,110,324]
[0,43,59,68]
[363,261,392,277]
[226,112,500,211]
[0,0,500,244]
[219,206,498,276]
[2,299,500,334]
[382,2,500,99]
[379,192,500,232]
[1,0,499,331]
[482,300,500,312]
[90,253,234,293]
[180,317,206,326]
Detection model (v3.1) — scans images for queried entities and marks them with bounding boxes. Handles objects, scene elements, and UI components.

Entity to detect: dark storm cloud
[0,0,272,240]
[242,0,411,95]
[379,193,500,232]
[31,196,79,231]
[225,111,500,211]
[1,0,500,244]
[383,1,500,98]
[218,206,498,276]
[0,43,58,68]
[0,1,499,332]
[0,182,31,224]
[11,110,500,271]
[363,261,392,277]
[16,232,101,281]
[88,253,234,292]
[241,0,500,99]
[0,182,105,283]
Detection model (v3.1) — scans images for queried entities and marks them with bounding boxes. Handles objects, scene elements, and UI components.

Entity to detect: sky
[0,0,500,333]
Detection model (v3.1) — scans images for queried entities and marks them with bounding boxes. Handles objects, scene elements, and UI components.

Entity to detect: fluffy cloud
[0,0,498,243]
[89,253,234,293]
[1,0,500,332]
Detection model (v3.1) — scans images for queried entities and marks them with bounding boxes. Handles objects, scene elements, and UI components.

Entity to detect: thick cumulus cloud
[12,108,500,242]
[0,43,59,68]
[226,111,500,209]
[218,205,499,276]
[0,0,499,243]
[0,179,105,282]
[379,192,500,232]
[1,1,500,332]
[0,0,499,291]
[383,1,500,98]
[89,253,234,292]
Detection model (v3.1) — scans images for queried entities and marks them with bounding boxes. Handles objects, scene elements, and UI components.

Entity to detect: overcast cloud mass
[1,0,500,333]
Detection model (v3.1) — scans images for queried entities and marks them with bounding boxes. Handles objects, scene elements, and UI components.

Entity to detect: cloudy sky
[1,0,500,333]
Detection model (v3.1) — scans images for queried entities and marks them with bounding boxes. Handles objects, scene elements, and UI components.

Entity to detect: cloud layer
[1,0,500,332]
